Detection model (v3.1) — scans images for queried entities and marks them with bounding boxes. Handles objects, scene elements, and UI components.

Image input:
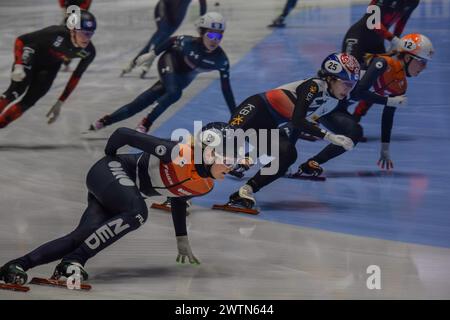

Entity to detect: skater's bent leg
[143,55,189,124]
[0,103,25,128]
[311,111,363,164]
[106,81,165,125]
[62,195,148,266]
[144,82,182,124]
[63,165,148,266]
[137,22,176,58]
[6,194,110,271]
[247,137,297,192]
[282,0,298,18]
[0,68,59,128]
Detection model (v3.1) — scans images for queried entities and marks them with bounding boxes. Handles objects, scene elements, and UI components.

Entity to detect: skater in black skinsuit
[0,10,96,128]
[268,0,299,28]
[0,123,235,286]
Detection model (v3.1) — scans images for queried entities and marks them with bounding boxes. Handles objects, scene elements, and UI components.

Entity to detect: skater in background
[90,12,236,134]
[302,33,433,171]
[58,1,94,72]
[268,0,298,28]
[0,10,96,128]
[0,122,236,286]
[220,53,360,212]
[342,0,420,133]
[122,0,207,78]
[342,0,420,66]
[58,0,93,11]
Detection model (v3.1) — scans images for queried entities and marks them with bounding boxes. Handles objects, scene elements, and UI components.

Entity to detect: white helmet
[399,33,434,61]
[195,12,226,32]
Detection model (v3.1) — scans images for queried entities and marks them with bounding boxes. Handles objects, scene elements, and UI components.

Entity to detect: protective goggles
[409,54,428,66]
[336,78,358,90]
[205,31,223,41]
[75,30,95,39]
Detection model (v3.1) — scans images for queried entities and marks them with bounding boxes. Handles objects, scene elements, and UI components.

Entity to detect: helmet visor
[205,31,223,42]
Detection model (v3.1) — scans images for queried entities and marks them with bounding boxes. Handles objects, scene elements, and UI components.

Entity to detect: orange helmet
[398,33,434,61]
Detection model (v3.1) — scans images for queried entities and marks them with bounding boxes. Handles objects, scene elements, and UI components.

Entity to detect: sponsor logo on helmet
[211,22,223,29]
[340,53,360,75]
[325,60,343,74]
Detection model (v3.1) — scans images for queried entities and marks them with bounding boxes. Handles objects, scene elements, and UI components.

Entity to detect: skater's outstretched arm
[351,57,388,105]
[171,197,200,264]
[170,197,189,236]
[57,45,96,103]
[291,80,327,138]
[105,127,177,162]
[219,62,236,114]
[381,106,396,143]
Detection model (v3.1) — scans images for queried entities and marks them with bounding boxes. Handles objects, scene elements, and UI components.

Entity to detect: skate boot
[52,260,88,281]
[213,185,259,214]
[289,160,326,181]
[268,16,286,28]
[135,117,152,134]
[139,62,152,79]
[0,263,28,285]
[29,260,91,290]
[88,115,111,132]
[120,59,136,77]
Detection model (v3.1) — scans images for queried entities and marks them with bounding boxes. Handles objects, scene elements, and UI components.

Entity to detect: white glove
[176,236,200,265]
[377,142,393,170]
[11,64,26,82]
[135,51,156,67]
[46,100,64,124]
[324,132,354,151]
[389,36,402,51]
[386,95,408,108]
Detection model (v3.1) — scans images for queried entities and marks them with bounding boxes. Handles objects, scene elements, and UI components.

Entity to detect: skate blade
[0,283,30,292]
[287,173,326,181]
[227,171,244,179]
[150,203,171,212]
[212,204,259,215]
[151,203,190,216]
[30,277,91,291]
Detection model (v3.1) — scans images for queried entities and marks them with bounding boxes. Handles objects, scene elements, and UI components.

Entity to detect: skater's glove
[135,51,156,67]
[46,100,64,124]
[388,36,402,51]
[378,142,393,170]
[176,235,200,265]
[386,95,407,108]
[11,64,26,82]
[234,157,254,170]
[324,132,354,151]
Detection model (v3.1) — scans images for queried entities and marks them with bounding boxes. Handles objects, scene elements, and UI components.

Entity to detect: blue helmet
[79,10,97,32]
[320,53,360,82]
